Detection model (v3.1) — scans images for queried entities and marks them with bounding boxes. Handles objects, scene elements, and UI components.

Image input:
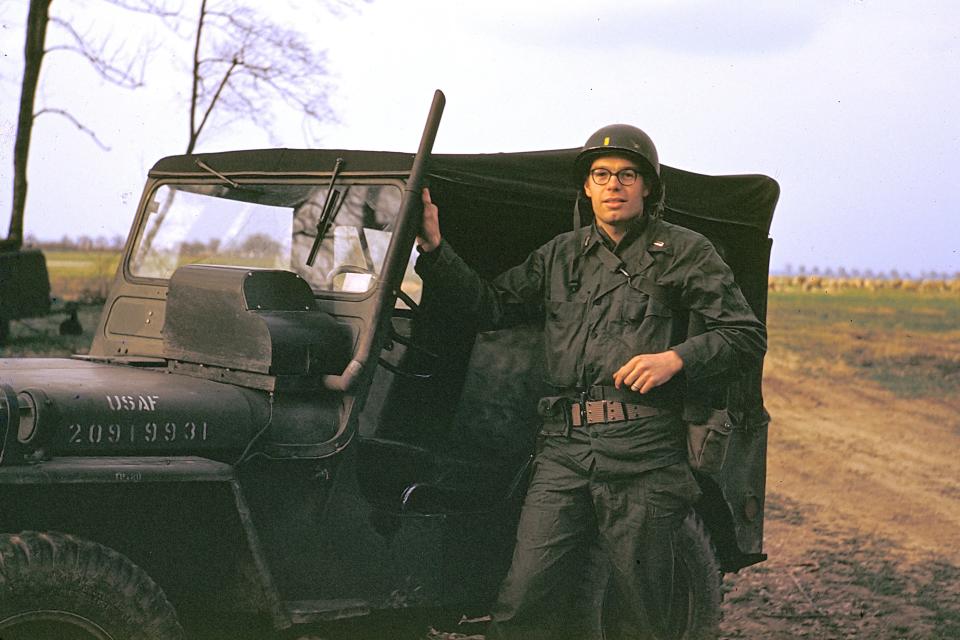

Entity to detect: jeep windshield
[129,180,421,301]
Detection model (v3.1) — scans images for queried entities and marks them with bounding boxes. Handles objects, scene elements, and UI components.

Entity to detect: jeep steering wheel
[378,289,437,380]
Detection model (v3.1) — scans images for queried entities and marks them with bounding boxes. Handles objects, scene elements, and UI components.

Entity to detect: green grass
[1,304,102,356]
[44,249,121,301]
[915,562,960,639]
[44,249,287,301]
[767,289,960,398]
[769,289,960,334]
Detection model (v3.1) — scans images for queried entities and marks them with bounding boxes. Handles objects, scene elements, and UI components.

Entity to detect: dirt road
[718,349,960,639]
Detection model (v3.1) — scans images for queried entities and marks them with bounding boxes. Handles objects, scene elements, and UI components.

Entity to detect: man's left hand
[613,351,684,394]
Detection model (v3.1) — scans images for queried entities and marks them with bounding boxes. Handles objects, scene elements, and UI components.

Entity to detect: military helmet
[576,124,664,211]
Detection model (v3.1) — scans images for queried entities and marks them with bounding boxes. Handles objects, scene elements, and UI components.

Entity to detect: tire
[0,531,184,640]
[583,512,722,640]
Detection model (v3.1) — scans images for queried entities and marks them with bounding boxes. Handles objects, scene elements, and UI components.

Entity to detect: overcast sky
[1,0,958,275]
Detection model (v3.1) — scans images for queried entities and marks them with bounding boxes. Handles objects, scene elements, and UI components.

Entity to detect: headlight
[17,391,37,443]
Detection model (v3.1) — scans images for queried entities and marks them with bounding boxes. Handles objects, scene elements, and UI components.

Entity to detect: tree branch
[179,0,362,151]
[101,0,181,17]
[35,108,111,150]
[47,16,145,88]
[194,56,239,144]
[187,0,208,153]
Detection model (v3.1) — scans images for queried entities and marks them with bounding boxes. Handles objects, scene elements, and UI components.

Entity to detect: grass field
[1,303,103,357]
[44,249,122,302]
[766,289,960,398]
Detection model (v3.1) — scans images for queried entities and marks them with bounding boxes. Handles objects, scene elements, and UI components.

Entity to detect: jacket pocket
[687,409,733,475]
[537,396,570,436]
[620,290,672,324]
[545,298,586,322]
[543,299,587,384]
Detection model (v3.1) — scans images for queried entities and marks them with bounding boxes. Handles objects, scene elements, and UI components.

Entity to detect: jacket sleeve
[667,239,767,381]
[414,239,545,331]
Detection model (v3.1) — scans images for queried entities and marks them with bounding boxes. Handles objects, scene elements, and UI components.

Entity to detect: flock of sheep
[767,274,960,293]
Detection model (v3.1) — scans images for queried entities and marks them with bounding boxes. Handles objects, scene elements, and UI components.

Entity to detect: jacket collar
[581,215,651,256]
[583,216,671,278]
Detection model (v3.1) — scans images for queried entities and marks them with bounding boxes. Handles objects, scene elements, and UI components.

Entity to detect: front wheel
[0,531,184,640]
[584,512,722,640]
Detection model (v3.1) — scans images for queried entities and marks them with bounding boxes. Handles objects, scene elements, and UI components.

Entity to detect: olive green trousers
[487,441,701,640]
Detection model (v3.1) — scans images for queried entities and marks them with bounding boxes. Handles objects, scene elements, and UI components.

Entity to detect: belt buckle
[606,401,626,422]
[578,390,589,428]
[585,400,606,425]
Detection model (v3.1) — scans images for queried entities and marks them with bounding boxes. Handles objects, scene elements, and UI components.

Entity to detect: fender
[0,456,289,629]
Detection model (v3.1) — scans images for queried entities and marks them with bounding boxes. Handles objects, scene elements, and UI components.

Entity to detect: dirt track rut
[717,351,960,639]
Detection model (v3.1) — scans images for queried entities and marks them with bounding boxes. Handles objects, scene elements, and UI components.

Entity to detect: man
[415,125,766,639]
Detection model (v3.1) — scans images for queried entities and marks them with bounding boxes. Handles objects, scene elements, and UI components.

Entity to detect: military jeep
[0,94,779,639]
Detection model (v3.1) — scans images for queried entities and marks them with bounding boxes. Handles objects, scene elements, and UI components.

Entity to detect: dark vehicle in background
[0,94,779,639]
[0,248,51,343]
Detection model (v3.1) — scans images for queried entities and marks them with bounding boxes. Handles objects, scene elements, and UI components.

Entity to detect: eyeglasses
[589,168,641,186]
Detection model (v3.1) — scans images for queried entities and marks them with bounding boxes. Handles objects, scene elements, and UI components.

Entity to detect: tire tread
[0,530,184,640]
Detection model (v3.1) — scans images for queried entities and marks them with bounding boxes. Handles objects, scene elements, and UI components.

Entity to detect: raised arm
[416,188,442,253]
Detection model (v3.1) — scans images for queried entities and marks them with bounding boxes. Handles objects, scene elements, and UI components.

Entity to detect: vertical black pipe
[323,90,446,392]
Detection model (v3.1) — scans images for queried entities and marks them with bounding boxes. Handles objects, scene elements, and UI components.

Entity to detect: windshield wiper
[194,159,266,196]
[195,159,241,188]
[306,157,347,267]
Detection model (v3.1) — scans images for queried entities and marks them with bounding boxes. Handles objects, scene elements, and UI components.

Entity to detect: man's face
[583,155,651,235]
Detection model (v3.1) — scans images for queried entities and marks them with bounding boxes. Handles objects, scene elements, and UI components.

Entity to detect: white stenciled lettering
[65,420,211,446]
[106,394,160,411]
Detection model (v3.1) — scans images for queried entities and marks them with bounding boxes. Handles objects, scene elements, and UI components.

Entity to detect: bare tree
[179,0,344,154]
[4,0,53,252]
[6,0,360,252]
[139,0,360,255]
[3,0,176,251]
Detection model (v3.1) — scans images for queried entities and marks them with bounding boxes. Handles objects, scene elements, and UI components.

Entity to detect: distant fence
[768,275,960,293]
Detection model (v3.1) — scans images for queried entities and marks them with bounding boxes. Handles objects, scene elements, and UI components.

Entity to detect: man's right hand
[417,187,442,252]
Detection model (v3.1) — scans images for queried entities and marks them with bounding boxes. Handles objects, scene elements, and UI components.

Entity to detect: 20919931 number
[67,421,209,446]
